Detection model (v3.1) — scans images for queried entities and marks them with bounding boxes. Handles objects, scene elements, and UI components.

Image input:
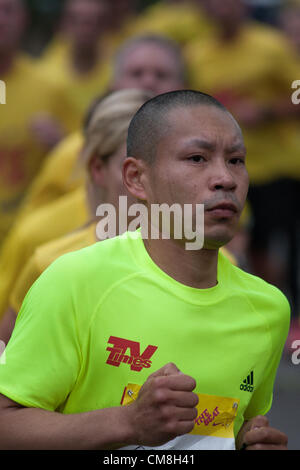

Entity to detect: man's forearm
[0,404,135,450]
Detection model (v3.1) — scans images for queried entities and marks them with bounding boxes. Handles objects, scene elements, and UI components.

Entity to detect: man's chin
[203,234,234,250]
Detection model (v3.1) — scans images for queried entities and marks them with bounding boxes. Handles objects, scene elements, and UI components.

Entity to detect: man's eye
[230,158,245,165]
[130,69,143,78]
[155,70,168,80]
[188,155,205,163]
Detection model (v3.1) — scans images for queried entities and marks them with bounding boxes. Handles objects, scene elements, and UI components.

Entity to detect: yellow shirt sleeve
[39,34,70,68]
[10,223,97,314]
[0,187,88,320]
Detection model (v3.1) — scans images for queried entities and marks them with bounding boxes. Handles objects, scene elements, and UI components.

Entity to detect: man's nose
[140,73,159,94]
[209,161,237,191]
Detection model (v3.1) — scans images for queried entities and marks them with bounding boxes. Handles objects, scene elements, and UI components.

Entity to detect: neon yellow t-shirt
[0,187,88,320]
[9,221,236,314]
[10,222,97,313]
[0,55,78,243]
[17,132,84,220]
[185,23,300,183]
[0,231,290,448]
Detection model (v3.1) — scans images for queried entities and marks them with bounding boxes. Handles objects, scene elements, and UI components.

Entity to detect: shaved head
[127,90,235,164]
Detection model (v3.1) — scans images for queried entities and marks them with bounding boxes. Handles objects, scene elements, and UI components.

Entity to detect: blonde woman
[0,88,153,344]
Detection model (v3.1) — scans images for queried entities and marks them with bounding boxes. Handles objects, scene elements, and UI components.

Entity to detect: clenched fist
[126,363,199,447]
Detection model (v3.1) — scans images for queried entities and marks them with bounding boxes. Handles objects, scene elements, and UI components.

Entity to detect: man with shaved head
[0,90,289,450]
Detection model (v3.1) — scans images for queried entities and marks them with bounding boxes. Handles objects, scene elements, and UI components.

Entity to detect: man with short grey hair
[0,90,289,451]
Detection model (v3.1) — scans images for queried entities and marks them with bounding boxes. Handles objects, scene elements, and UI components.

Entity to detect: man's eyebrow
[182,138,246,154]
[184,138,216,150]
[226,142,247,154]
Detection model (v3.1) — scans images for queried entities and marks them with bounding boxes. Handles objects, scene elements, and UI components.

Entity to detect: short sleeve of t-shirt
[243,288,290,420]
[0,256,82,411]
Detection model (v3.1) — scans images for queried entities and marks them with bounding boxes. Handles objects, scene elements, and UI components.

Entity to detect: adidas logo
[240,371,254,392]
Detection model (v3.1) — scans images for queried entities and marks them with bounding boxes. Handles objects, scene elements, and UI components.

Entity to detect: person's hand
[239,415,288,450]
[30,113,65,151]
[126,362,198,447]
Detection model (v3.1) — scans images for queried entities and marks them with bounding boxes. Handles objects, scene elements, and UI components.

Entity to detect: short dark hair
[127,89,228,164]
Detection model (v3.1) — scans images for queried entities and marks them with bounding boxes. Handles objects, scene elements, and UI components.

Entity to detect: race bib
[120,384,239,450]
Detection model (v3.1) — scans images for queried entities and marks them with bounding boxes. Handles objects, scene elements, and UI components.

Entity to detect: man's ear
[89,154,107,189]
[123,157,148,201]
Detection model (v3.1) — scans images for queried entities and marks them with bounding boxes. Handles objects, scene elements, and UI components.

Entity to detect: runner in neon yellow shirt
[0,91,289,450]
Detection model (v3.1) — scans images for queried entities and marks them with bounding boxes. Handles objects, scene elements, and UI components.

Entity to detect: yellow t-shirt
[0,55,78,243]
[185,23,300,183]
[17,132,84,220]
[39,34,70,67]
[37,52,112,129]
[0,186,88,320]
[10,223,97,313]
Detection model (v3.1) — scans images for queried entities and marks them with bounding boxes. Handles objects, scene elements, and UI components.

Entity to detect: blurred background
[0,0,299,449]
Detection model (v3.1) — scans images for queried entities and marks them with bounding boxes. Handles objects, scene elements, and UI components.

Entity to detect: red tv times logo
[106,336,158,372]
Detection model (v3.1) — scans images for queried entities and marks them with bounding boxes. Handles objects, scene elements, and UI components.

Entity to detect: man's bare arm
[0,363,198,450]
[0,393,135,450]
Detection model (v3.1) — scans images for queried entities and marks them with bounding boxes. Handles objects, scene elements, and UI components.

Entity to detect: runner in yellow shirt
[36,0,112,129]
[40,0,137,69]
[0,0,77,244]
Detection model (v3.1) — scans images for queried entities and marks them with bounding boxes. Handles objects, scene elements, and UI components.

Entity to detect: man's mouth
[206,202,238,218]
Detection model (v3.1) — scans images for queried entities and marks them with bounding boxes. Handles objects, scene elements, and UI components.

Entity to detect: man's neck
[143,237,219,289]
[0,52,15,76]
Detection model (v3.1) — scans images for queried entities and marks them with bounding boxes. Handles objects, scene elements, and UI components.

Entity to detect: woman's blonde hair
[81,88,153,169]
[80,88,153,216]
